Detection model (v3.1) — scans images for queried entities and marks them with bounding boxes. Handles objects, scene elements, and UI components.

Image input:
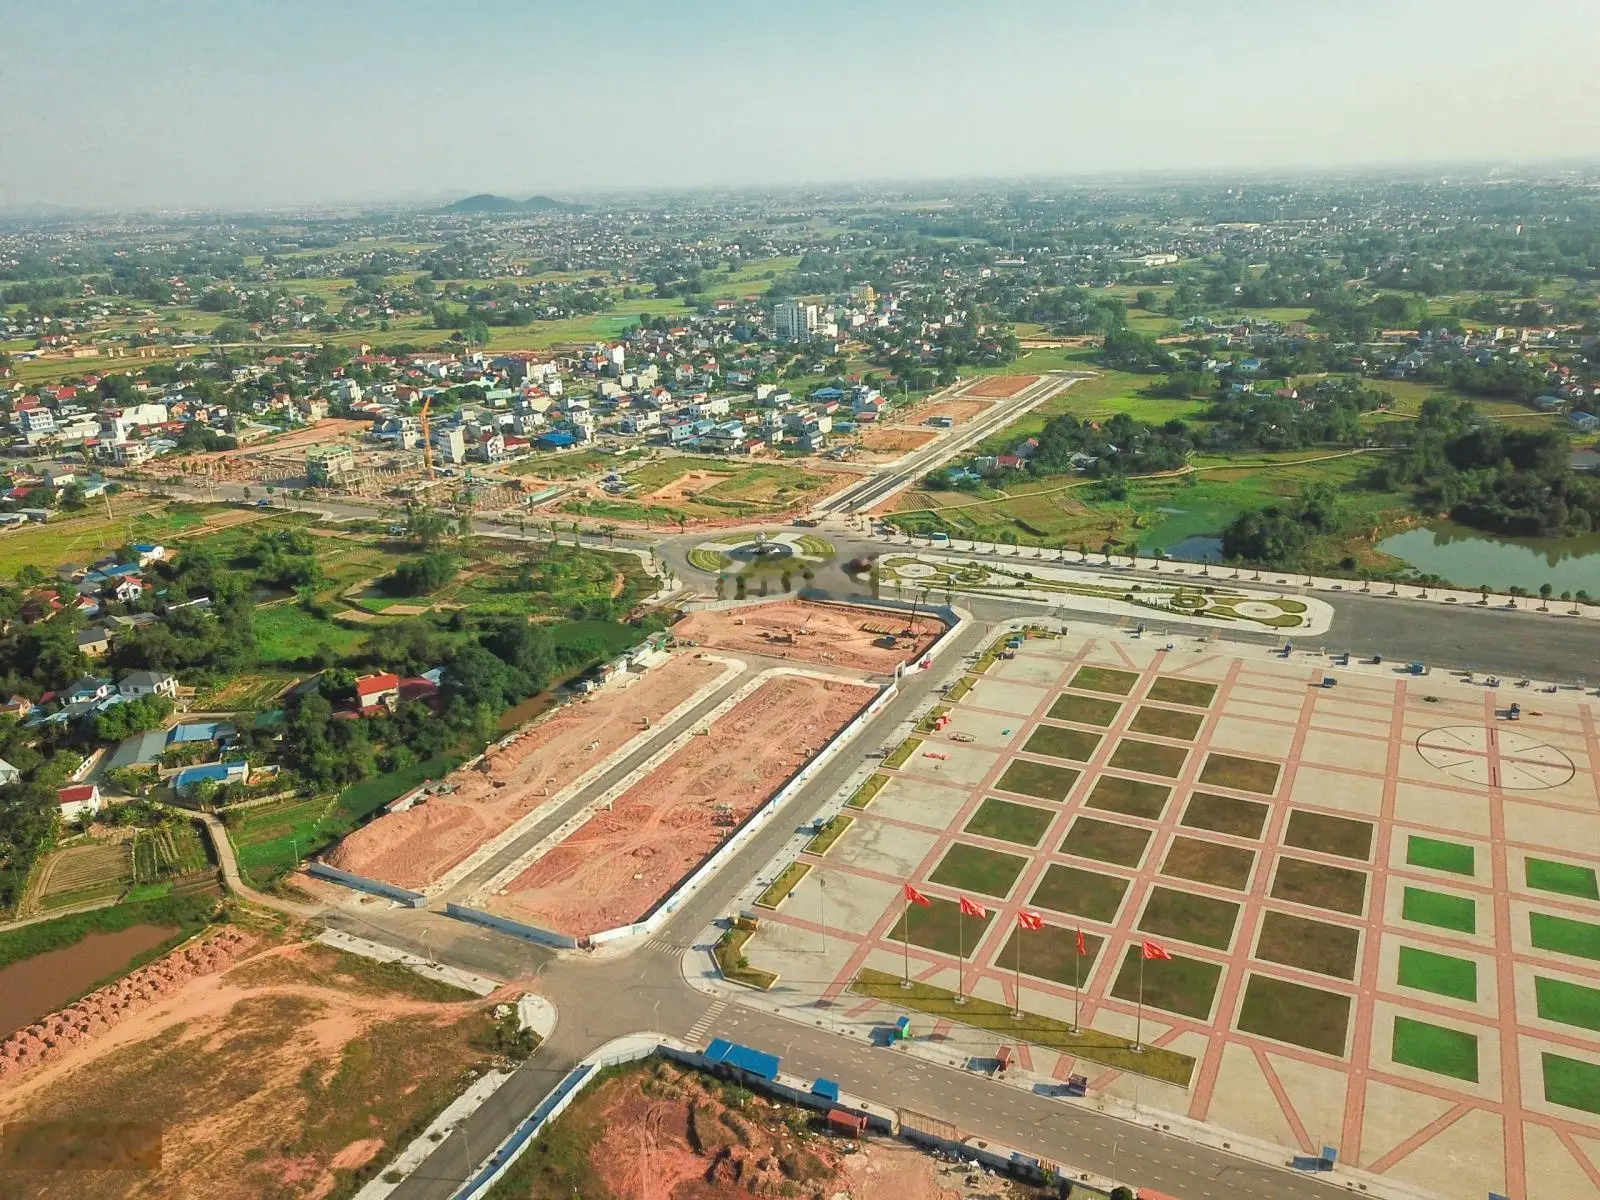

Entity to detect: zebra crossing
[685,999,726,1045]
[644,935,691,955]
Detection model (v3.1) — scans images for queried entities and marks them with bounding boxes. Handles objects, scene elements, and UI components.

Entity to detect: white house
[0,757,20,786]
[118,670,178,700]
[57,784,102,822]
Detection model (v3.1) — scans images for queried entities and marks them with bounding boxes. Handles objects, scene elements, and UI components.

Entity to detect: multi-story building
[305,444,356,486]
[772,301,819,344]
[431,425,466,465]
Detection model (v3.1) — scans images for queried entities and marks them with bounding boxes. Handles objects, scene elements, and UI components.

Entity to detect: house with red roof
[355,673,401,713]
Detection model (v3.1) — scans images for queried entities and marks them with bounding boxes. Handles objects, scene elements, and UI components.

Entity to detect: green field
[0,502,250,580]
[1070,666,1140,695]
[1024,724,1102,762]
[888,894,994,956]
[1397,946,1477,1001]
[1236,974,1351,1056]
[1271,857,1369,916]
[1047,693,1122,726]
[1029,864,1128,923]
[252,603,372,665]
[1145,677,1218,707]
[563,461,833,524]
[1529,912,1600,961]
[1138,885,1240,950]
[1181,792,1267,838]
[1283,811,1373,861]
[1109,945,1223,1021]
[1254,911,1360,980]
[928,843,1029,898]
[1160,836,1256,890]
[1060,816,1151,867]
[1198,753,1281,795]
[1533,975,1600,1032]
[1525,857,1600,900]
[1128,705,1204,740]
[1407,836,1476,876]
[1086,775,1171,820]
[1392,1017,1478,1082]
[1542,1052,1600,1115]
[1108,738,1189,778]
[995,759,1079,801]
[1401,887,1477,934]
[963,798,1055,847]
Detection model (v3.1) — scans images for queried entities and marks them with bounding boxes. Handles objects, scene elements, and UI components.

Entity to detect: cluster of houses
[16,543,175,637]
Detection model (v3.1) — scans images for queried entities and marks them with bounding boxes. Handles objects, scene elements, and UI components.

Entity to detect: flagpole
[1072,925,1081,1035]
[1134,950,1145,1053]
[901,893,912,989]
[956,907,966,1005]
[1013,921,1022,1019]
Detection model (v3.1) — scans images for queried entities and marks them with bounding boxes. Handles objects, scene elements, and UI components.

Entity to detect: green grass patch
[853,967,1194,1087]
[997,923,1103,987]
[1198,753,1281,795]
[339,754,460,821]
[1402,887,1476,934]
[1271,857,1369,916]
[1283,811,1374,861]
[1237,974,1352,1056]
[916,705,951,734]
[964,798,1055,847]
[1407,836,1476,876]
[1047,693,1121,726]
[1181,791,1268,838]
[1128,706,1204,740]
[883,737,923,769]
[888,895,994,957]
[1139,886,1240,950]
[1160,836,1256,890]
[1542,1052,1600,1115]
[1397,946,1478,1002]
[687,547,729,572]
[803,815,853,856]
[1145,677,1218,707]
[845,773,890,809]
[1392,1017,1478,1082]
[944,675,977,704]
[1070,666,1140,695]
[714,926,778,990]
[1525,857,1600,900]
[1060,817,1151,867]
[1530,912,1600,961]
[1108,738,1188,778]
[252,603,370,666]
[1110,944,1223,1021]
[1255,911,1361,979]
[1534,976,1600,1032]
[0,892,218,971]
[1085,775,1171,820]
[755,861,810,909]
[1029,864,1128,923]
[1024,724,1102,763]
[795,534,835,558]
[995,759,1079,802]
[929,842,1029,899]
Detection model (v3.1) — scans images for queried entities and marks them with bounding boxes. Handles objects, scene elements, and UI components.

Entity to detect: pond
[1377,524,1600,594]
[0,924,177,1037]
[1162,535,1225,564]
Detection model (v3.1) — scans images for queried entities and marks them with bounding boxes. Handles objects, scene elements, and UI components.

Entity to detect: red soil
[858,427,937,454]
[326,653,729,889]
[965,374,1039,398]
[674,601,943,674]
[493,673,876,937]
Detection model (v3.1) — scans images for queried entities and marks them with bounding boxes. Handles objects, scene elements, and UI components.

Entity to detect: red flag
[1016,909,1044,931]
[1142,939,1172,961]
[958,896,987,919]
[904,883,931,907]
[1075,929,1087,957]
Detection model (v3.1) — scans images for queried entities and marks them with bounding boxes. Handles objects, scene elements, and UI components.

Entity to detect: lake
[1378,524,1600,594]
[1163,535,1225,564]
[0,924,177,1037]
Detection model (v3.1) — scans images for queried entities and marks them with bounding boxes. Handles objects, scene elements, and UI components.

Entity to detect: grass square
[995,759,1080,802]
[1129,706,1205,741]
[1237,975,1351,1056]
[929,842,1029,899]
[1534,976,1600,1032]
[1284,811,1373,861]
[1070,665,1140,695]
[1108,739,1189,778]
[1198,753,1281,796]
[964,798,1055,848]
[1030,864,1127,923]
[1402,887,1476,934]
[1048,693,1121,726]
[1542,1052,1600,1115]
[1161,836,1256,890]
[1145,677,1218,707]
[1530,912,1600,962]
[1392,1017,1478,1082]
[1139,885,1240,950]
[1024,724,1102,763]
[1181,792,1268,839]
[1271,857,1369,916]
[997,923,1104,987]
[1111,945,1222,1019]
[1407,836,1476,876]
[1060,817,1150,867]
[1085,775,1171,820]
[1255,911,1360,979]
[890,895,994,958]
[1526,857,1600,900]
[1397,946,1477,1002]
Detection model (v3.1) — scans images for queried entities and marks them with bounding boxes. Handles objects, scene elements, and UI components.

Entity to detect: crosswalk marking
[644,935,690,955]
[686,999,727,1044]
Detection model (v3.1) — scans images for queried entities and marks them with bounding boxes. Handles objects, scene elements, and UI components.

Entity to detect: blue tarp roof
[537,430,578,447]
[169,721,234,744]
[703,1038,780,1081]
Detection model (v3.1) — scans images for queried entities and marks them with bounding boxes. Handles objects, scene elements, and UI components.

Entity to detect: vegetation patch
[944,675,977,703]
[754,861,810,909]
[883,737,923,769]
[1139,885,1240,950]
[1023,724,1102,763]
[1270,857,1369,916]
[1145,677,1219,707]
[1030,864,1128,923]
[995,758,1080,802]
[1129,706,1205,740]
[1529,912,1600,961]
[1109,944,1223,1021]
[1060,816,1151,867]
[1236,974,1352,1056]
[803,814,852,856]
[1198,753,1281,795]
[1283,811,1374,861]
[1397,946,1478,1002]
[1392,1017,1478,1082]
[713,926,778,990]
[963,797,1055,847]
[929,842,1029,899]
[1181,791,1268,838]
[997,923,1104,987]
[1070,665,1140,695]
[1255,911,1360,980]
[1108,738,1189,778]
[844,773,889,809]
[1533,975,1600,1032]
[1542,1053,1600,1115]
[1525,857,1600,900]
[1085,774,1171,820]
[1160,836,1256,890]
[888,895,994,957]
[1407,836,1476,876]
[1401,886,1477,934]
[1047,693,1121,726]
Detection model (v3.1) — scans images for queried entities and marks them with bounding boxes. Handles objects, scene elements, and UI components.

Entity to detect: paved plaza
[742,630,1600,1199]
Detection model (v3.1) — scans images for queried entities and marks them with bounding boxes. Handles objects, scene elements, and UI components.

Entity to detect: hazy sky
[4,0,1599,210]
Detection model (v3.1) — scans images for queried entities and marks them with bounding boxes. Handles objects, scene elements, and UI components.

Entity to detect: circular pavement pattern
[1415,725,1575,790]
[891,563,939,579]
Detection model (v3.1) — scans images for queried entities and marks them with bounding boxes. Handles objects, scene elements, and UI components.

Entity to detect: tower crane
[419,396,435,482]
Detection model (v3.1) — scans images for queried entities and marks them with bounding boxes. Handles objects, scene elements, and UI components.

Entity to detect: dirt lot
[859,427,938,455]
[965,375,1039,398]
[327,652,730,889]
[674,600,944,674]
[0,936,499,1200]
[916,398,992,425]
[492,673,876,937]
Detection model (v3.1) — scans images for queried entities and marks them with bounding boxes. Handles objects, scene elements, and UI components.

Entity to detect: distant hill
[442,193,578,214]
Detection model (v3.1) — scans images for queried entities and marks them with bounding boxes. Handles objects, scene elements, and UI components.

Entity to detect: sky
[3,0,1599,211]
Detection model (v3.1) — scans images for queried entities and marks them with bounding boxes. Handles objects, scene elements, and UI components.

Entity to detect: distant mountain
[441,193,578,214]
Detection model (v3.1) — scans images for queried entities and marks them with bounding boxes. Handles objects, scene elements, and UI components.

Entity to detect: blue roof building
[169,721,236,745]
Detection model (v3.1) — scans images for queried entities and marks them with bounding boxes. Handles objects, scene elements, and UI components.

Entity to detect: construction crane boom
[419,396,435,482]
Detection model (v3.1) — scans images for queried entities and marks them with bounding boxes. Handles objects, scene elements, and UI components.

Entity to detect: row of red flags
[904,882,1170,960]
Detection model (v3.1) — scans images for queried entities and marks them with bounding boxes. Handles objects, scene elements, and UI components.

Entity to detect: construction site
[674,599,945,674]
